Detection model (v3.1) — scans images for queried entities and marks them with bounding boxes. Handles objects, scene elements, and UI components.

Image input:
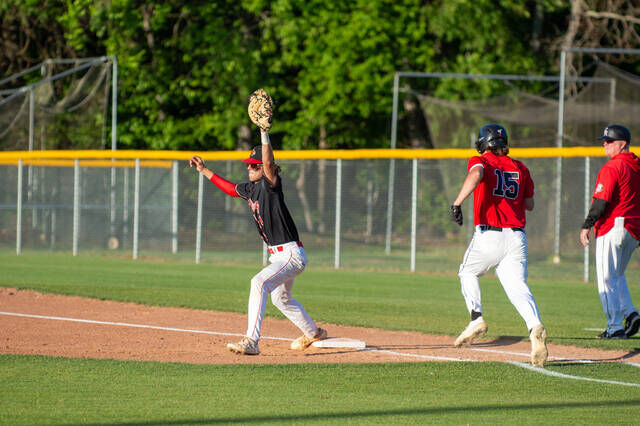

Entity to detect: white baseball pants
[595,217,639,334]
[458,226,542,330]
[245,242,318,342]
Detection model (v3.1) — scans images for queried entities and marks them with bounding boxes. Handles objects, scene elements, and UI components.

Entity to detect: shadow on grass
[69,399,640,425]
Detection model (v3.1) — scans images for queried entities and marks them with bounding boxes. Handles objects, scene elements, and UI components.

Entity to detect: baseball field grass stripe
[509,361,640,387]
[2,355,640,425]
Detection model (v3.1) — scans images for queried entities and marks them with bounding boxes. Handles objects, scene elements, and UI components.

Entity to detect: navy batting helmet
[476,124,508,154]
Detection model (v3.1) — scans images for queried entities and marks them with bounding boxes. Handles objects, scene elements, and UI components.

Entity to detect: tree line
[1,1,638,152]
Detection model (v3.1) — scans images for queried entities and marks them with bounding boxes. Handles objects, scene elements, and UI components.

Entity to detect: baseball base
[312,337,366,349]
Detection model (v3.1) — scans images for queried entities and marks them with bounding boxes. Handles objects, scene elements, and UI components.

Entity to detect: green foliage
[0,1,571,150]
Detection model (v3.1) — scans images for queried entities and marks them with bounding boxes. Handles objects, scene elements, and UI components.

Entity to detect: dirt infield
[1,287,638,365]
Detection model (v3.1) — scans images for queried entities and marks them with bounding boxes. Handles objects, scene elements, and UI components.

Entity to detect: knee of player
[271,292,290,307]
[458,270,475,280]
[250,276,264,290]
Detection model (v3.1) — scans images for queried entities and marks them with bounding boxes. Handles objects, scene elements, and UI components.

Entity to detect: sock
[471,310,482,321]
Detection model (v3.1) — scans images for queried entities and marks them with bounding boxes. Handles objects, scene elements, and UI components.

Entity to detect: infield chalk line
[364,348,474,362]
[509,361,640,388]
[0,311,294,342]
[471,347,599,363]
[3,311,640,386]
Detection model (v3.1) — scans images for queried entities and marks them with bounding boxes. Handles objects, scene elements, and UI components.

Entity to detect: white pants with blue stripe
[458,226,542,331]
[595,217,639,334]
[245,242,317,342]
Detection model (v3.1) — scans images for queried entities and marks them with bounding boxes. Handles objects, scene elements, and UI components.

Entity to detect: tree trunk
[562,0,582,96]
[237,124,252,151]
[403,95,432,149]
[531,0,543,52]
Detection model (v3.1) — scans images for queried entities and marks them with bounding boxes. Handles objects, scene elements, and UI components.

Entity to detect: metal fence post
[133,158,140,260]
[72,159,80,256]
[110,56,119,246]
[123,167,129,248]
[16,159,23,255]
[410,158,418,272]
[385,72,400,255]
[110,165,117,240]
[583,157,590,282]
[195,173,204,264]
[28,87,35,229]
[171,160,179,254]
[553,50,567,264]
[334,159,342,269]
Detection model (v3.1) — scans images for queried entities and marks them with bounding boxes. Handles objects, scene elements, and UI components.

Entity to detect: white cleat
[227,337,260,355]
[454,317,488,348]
[530,324,548,368]
[291,328,328,350]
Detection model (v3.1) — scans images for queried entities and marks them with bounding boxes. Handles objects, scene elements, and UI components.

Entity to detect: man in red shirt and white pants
[580,124,640,339]
[449,124,548,368]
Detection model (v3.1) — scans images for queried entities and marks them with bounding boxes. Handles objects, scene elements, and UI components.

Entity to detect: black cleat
[624,312,640,338]
[596,329,627,339]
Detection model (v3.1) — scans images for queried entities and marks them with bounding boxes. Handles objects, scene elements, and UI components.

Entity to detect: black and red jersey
[236,176,299,246]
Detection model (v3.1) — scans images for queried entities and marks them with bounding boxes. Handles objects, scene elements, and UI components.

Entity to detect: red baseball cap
[242,145,263,164]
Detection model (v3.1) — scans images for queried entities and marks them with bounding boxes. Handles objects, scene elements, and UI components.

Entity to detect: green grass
[1,355,639,425]
[2,250,640,424]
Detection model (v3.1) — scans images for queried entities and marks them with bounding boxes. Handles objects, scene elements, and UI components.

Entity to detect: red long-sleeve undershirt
[209,173,239,197]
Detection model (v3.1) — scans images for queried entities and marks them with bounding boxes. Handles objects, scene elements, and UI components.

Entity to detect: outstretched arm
[189,155,239,197]
[260,130,277,188]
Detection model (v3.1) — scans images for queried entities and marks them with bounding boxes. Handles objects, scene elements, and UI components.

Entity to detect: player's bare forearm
[189,156,213,180]
[453,166,483,206]
[261,131,277,186]
[580,228,590,247]
[525,197,534,211]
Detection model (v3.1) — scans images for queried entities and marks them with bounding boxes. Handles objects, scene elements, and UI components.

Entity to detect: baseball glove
[450,205,463,226]
[248,88,273,131]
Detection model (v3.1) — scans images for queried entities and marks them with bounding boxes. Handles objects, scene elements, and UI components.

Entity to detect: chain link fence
[0,151,629,283]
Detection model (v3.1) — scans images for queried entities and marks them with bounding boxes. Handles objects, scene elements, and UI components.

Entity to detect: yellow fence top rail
[0,159,172,168]
[1,146,637,162]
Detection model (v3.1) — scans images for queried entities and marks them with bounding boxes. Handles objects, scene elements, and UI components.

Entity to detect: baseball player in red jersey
[449,124,548,368]
[580,124,640,339]
[189,130,327,355]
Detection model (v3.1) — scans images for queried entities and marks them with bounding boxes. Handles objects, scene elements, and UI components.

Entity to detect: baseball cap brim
[242,158,262,164]
[598,135,617,142]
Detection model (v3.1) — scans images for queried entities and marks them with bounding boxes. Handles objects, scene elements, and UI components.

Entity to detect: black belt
[479,225,524,233]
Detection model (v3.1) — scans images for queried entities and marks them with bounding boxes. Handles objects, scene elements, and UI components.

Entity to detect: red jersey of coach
[467,152,535,229]
[592,152,640,240]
